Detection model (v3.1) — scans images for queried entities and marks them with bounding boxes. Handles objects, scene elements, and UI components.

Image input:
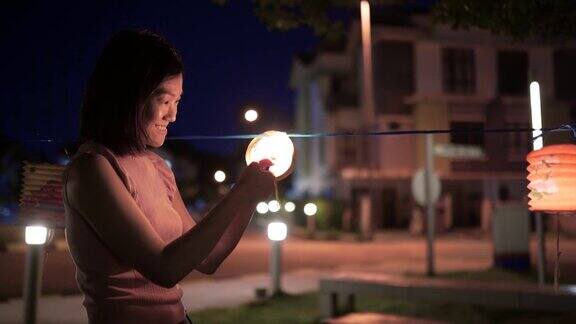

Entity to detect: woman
[63,30,275,323]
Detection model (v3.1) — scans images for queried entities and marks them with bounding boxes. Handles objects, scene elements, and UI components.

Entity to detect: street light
[530,81,543,151]
[244,109,258,123]
[24,225,50,324]
[530,80,546,285]
[267,222,287,296]
[268,200,281,213]
[214,170,226,183]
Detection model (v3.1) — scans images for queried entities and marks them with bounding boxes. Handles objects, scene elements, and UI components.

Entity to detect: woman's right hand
[235,160,275,203]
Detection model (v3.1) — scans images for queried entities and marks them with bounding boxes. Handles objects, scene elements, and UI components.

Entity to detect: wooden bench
[319,272,576,319]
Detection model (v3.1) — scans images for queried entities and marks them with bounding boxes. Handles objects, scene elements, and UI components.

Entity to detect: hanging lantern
[245,130,295,180]
[19,162,66,227]
[527,144,576,212]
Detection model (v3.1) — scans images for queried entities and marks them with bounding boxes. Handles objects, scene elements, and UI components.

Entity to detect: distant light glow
[164,159,172,169]
[268,200,281,213]
[256,202,269,214]
[267,222,287,241]
[214,170,226,183]
[244,109,258,122]
[245,130,294,179]
[25,226,48,245]
[284,201,295,212]
[530,81,543,150]
[303,203,317,216]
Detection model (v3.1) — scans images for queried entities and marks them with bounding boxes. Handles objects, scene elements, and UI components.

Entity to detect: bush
[293,198,343,231]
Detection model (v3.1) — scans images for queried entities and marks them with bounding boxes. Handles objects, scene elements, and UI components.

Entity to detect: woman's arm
[172,185,256,274]
[66,153,273,288]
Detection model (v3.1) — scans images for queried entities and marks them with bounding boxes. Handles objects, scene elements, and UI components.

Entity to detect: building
[290,12,576,233]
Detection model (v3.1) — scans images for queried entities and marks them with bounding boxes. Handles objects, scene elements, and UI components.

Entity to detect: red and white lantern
[527,144,576,212]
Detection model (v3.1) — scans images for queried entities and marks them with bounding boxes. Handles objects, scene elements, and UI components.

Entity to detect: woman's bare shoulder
[65,152,120,206]
[67,152,111,181]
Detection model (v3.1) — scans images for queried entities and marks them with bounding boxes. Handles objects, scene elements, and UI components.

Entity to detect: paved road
[2,230,575,299]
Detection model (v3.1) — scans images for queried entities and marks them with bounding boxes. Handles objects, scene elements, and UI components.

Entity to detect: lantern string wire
[6,123,576,143]
[169,124,576,140]
[555,213,561,291]
[273,180,279,206]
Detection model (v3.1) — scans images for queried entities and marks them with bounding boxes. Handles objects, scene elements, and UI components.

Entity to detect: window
[336,136,357,167]
[442,48,476,94]
[498,50,528,95]
[554,49,576,101]
[508,122,531,159]
[450,122,484,147]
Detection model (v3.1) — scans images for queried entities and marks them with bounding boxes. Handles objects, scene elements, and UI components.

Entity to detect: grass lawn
[189,269,576,324]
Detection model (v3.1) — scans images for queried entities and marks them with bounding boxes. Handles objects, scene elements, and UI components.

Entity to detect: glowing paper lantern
[527,144,576,212]
[19,162,66,227]
[245,131,294,180]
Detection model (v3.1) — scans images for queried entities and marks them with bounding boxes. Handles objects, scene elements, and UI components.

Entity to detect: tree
[213,0,576,41]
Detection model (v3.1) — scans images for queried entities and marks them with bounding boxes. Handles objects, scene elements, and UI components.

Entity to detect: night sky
[0,1,318,155]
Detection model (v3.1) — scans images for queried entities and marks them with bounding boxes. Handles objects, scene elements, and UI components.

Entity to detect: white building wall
[476,46,497,99]
[414,41,442,98]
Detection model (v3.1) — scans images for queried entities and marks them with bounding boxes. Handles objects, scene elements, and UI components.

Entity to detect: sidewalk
[0,268,325,324]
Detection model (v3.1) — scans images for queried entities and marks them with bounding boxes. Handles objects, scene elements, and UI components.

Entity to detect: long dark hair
[80,29,183,156]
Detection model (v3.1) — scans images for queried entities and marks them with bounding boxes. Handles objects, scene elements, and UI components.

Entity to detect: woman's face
[144,73,183,148]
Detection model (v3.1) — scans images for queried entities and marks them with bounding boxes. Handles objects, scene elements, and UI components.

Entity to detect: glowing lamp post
[25,226,48,245]
[527,144,576,290]
[24,225,50,324]
[530,80,547,285]
[267,222,287,296]
[304,202,318,234]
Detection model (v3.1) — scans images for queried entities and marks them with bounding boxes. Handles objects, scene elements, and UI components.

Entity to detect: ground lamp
[19,162,65,324]
[267,222,287,296]
[527,144,576,290]
[304,202,318,234]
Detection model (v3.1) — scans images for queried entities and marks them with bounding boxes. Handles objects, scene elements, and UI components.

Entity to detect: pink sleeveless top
[63,141,187,323]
